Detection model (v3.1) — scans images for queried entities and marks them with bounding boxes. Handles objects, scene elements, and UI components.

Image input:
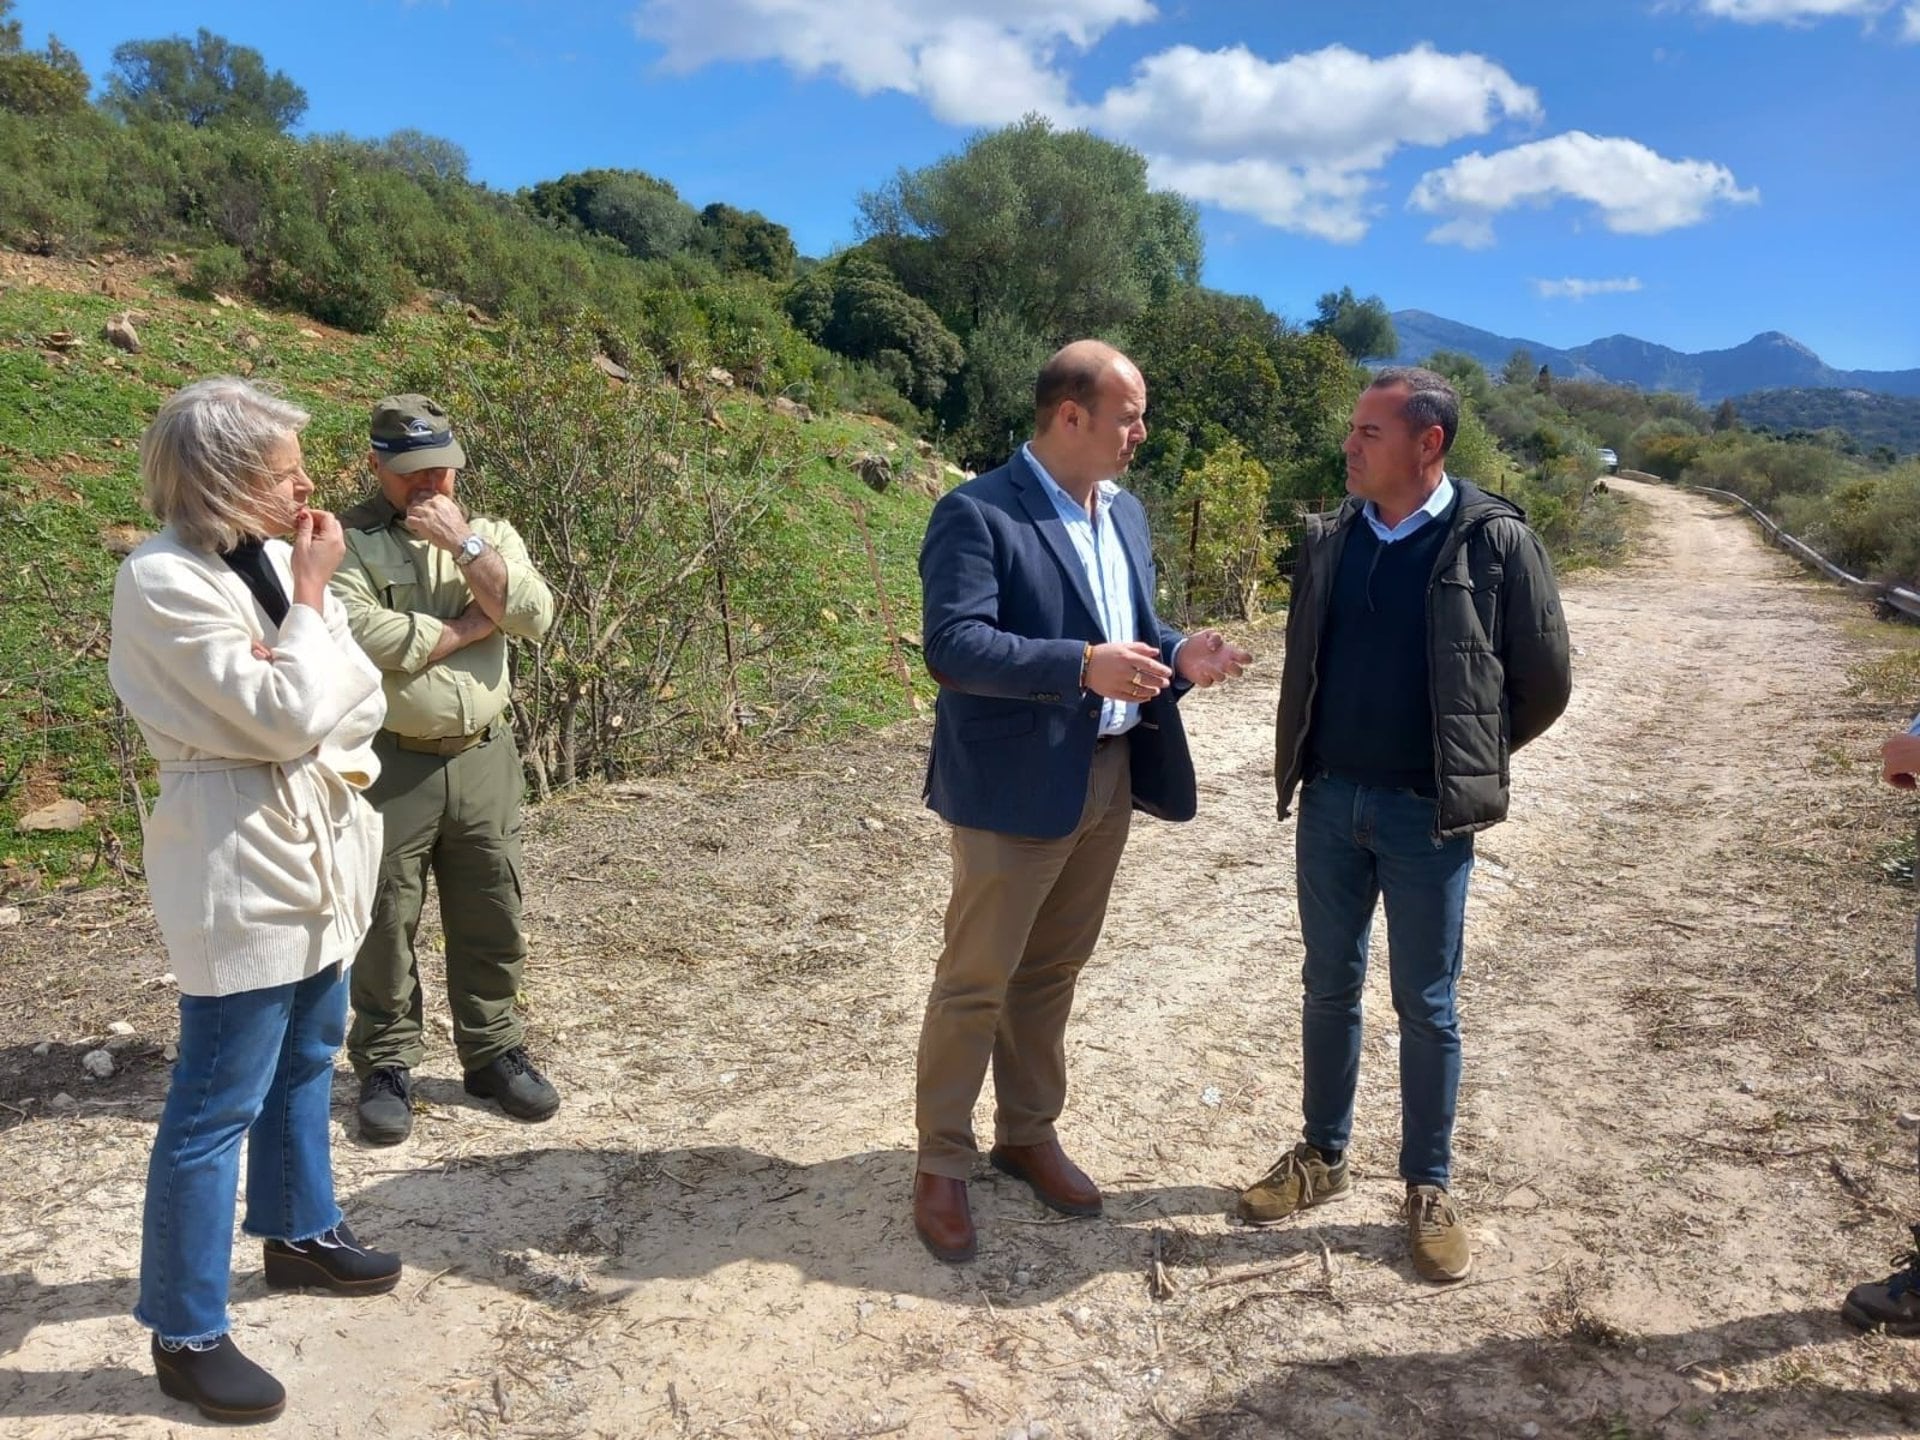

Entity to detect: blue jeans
[1296,777,1475,1189]
[136,963,347,1343]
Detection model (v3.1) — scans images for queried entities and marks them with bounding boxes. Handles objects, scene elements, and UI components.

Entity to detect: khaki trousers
[915,736,1133,1178]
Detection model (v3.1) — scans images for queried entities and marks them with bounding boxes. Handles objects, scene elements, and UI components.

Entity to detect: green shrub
[187,242,246,296]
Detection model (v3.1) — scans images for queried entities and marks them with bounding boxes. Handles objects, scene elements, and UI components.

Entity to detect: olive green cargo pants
[348,723,529,1075]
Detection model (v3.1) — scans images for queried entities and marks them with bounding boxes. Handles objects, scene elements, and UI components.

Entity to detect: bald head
[1027,339,1148,495]
[1034,341,1136,434]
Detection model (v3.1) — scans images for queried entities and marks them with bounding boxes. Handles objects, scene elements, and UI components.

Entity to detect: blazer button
[1087,707,1100,718]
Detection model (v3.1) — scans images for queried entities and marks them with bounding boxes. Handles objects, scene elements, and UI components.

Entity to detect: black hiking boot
[356,1066,413,1145]
[463,1046,560,1122]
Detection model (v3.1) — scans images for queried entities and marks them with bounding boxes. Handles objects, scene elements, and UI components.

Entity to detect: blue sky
[18,0,1920,370]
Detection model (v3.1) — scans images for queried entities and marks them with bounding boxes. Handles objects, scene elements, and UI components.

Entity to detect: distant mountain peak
[1389,310,1920,402]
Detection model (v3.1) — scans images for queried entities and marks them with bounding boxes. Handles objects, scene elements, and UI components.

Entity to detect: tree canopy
[105,28,308,131]
[1309,286,1398,362]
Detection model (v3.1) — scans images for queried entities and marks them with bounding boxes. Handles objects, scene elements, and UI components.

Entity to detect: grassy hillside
[0,255,941,889]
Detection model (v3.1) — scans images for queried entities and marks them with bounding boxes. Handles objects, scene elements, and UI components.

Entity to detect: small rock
[1072,1306,1092,1325]
[107,1020,136,1037]
[591,353,631,383]
[31,1041,52,1057]
[1200,1085,1222,1108]
[706,365,736,388]
[101,523,156,557]
[856,1300,875,1320]
[213,293,239,309]
[859,817,886,833]
[19,797,88,832]
[788,1424,810,1436]
[1013,1268,1033,1286]
[297,327,322,340]
[163,1042,179,1062]
[1898,1112,1920,1133]
[891,1294,918,1311]
[1002,1427,1029,1440]
[104,314,141,354]
[1735,1079,1756,1095]
[1029,1424,1053,1440]
[0,905,20,927]
[1634,1347,1648,1360]
[47,1091,77,1112]
[82,1049,115,1079]
[1521,1425,1541,1439]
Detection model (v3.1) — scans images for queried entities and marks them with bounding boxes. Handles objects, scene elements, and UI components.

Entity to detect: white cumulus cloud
[1904,2,1920,38]
[631,0,1757,244]
[1532,276,1646,300]
[632,0,1152,126]
[1411,132,1758,245]
[1088,43,1539,240]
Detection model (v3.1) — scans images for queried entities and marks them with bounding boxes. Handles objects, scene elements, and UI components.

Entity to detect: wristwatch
[454,534,487,568]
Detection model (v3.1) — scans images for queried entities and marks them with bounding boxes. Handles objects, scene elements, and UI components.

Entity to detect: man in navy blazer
[911,340,1253,1262]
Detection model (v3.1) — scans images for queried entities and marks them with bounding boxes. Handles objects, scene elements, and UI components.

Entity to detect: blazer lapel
[1011,452,1106,638]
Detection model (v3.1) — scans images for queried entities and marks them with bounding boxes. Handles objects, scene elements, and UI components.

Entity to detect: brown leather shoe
[913,1172,977,1263]
[989,1140,1103,1217]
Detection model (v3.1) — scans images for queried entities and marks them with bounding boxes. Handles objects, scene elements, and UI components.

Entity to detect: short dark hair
[1369,367,1459,457]
[1034,343,1122,431]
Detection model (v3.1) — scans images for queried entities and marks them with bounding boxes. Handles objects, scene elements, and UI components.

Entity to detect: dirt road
[6,478,1920,1438]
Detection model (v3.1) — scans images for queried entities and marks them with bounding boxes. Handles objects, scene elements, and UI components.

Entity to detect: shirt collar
[1023,443,1117,519]
[1363,474,1455,544]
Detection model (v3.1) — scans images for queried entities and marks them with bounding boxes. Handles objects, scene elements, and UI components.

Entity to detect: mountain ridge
[1389,309,1920,402]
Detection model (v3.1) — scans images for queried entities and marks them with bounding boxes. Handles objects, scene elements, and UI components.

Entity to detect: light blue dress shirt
[1362,474,1455,545]
[1024,444,1141,737]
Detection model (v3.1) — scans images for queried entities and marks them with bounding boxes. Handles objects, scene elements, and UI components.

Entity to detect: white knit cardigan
[108,528,388,997]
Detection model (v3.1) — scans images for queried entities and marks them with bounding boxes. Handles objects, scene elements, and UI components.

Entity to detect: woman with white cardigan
[108,378,404,1425]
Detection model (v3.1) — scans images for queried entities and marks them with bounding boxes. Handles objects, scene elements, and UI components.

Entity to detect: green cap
[368,393,467,474]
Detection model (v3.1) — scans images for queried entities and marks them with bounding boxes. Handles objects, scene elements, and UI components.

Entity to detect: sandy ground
[6,477,1920,1439]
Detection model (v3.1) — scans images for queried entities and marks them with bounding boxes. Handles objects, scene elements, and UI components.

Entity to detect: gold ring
[1131,669,1143,685]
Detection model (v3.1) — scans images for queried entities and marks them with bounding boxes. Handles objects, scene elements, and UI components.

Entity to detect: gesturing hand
[404,494,474,553]
[1085,641,1172,703]
[1175,628,1254,689]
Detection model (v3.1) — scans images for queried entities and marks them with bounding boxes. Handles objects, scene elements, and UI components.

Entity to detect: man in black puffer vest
[1238,367,1571,1284]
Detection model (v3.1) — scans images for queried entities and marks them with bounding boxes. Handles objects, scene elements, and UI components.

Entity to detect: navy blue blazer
[919,450,1196,840]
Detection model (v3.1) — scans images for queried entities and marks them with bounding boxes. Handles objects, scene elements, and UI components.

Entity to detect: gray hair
[1369,367,1459,457]
[139,377,310,553]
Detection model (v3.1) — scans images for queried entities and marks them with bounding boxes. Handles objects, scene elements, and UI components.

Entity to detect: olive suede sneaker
[1236,1142,1351,1225]
[1406,1184,1472,1283]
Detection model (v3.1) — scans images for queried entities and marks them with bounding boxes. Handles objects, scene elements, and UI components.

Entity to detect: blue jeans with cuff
[136,963,347,1343]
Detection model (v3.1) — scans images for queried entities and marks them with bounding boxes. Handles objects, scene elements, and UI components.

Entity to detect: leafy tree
[1309,286,1398,362]
[0,1,87,116]
[951,309,1053,466]
[1168,442,1273,622]
[105,28,308,131]
[857,115,1200,344]
[1500,349,1537,387]
[1422,349,1494,411]
[783,253,962,410]
[374,128,468,184]
[699,202,796,281]
[1126,286,1350,491]
[526,168,700,261]
[1712,397,1739,432]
